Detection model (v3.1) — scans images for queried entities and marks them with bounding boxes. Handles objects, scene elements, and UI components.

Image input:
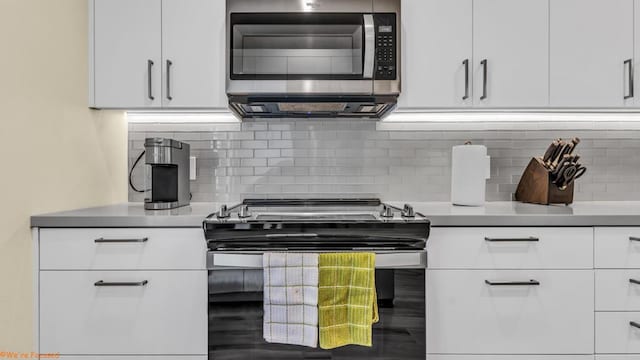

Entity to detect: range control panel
[374,13,397,80]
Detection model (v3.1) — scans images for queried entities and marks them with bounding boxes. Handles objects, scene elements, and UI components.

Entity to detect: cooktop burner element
[203,198,430,251]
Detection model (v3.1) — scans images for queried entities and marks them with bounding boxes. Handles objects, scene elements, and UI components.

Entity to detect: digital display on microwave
[378,25,392,33]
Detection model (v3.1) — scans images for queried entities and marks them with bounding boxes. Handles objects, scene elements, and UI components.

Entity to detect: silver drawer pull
[631,321,640,329]
[94,280,148,287]
[630,237,640,242]
[95,237,148,243]
[485,237,539,242]
[265,233,318,238]
[630,279,640,285]
[485,280,540,286]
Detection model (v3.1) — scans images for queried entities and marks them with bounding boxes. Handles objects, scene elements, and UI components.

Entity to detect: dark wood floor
[208,269,425,360]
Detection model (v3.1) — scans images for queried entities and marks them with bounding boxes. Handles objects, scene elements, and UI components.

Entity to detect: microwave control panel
[374,14,397,80]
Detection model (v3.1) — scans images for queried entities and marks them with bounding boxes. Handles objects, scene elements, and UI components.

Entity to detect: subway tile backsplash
[128,120,640,203]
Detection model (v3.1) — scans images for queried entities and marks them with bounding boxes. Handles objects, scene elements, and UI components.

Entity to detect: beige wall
[0,0,127,351]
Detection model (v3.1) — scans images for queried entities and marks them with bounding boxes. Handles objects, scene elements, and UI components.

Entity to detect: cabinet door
[635,0,640,106]
[596,312,640,354]
[40,271,207,355]
[550,0,634,108]
[473,0,549,107]
[428,227,594,270]
[426,270,594,354]
[595,270,640,311]
[93,0,162,108]
[162,0,227,108]
[39,228,206,270]
[399,0,473,108]
[595,227,640,269]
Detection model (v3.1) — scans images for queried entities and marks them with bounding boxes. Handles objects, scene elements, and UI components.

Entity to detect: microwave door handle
[363,14,375,79]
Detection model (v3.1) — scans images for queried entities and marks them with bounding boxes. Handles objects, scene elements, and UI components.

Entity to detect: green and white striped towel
[263,252,319,348]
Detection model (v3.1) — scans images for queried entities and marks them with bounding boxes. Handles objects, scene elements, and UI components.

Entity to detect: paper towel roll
[451,144,491,206]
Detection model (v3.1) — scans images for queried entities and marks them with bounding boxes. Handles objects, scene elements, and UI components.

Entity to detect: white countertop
[30,201,640,228]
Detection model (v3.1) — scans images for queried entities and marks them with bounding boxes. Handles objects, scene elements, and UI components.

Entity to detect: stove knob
[380,205,394,218]
[217,205,230,219]
[238,204,251,218]
[402,204,415,218]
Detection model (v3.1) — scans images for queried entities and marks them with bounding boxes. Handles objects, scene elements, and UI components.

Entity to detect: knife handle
[542,141,559,163]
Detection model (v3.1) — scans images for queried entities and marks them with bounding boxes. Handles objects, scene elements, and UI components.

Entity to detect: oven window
[230,13,365,80]
[208,269,425,359]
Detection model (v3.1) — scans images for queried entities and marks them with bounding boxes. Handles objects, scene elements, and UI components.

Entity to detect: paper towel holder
[451,143,491,207]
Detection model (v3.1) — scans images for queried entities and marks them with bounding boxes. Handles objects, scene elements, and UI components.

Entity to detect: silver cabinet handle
[166,59,173,101]
[631,321,640,329]
[485,280,540,286]
[94,280,148,287]
[480,59,488,100]
[625,59,634,99]
[630,236,640,242]
[147,59,155,100]
[94,237,148,243]
[362,14,375,79]
[463,59,470,100]
[485,237,539,242]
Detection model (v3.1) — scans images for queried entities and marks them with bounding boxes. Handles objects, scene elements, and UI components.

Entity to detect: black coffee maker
[143,138,190,210]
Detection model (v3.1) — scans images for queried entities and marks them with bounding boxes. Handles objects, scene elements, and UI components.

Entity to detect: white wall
[0,0,127,351]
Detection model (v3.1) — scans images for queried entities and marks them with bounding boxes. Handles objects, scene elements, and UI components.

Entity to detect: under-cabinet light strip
[126,111,240,123]
[384,112,640,123]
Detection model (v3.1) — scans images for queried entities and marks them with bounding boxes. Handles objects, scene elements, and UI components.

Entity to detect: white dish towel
[263,252,319,348]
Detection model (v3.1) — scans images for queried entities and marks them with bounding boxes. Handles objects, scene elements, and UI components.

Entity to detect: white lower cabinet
[39,228,206,270]
[596,269,640,311]
[596,312,640,354]
[40,270,207,355]
[427,269,594,354]
[595,227,640,269]
[428,227,593,269]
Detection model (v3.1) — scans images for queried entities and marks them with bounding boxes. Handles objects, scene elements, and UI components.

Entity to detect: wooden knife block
[515,157,574,205]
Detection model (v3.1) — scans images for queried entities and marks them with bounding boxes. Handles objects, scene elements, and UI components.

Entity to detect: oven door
[207,251,426,360]
[227,12,375,95]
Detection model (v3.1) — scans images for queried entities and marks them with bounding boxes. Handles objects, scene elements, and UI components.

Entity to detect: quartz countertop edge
[30,201,640,228]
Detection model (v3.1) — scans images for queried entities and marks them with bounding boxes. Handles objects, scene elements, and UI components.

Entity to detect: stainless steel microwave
[226,0,401,119]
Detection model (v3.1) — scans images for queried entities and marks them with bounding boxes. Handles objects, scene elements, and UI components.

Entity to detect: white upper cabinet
[473,0,549,107]
[161,0,226,108]
[92,0,162,108]
[399,0,473,109]
[550,0,634,108]
[635,0,640,106]
[400,0,548,109]
[91,0,226,109]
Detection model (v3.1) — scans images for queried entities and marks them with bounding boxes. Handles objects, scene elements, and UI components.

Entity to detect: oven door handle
[363,14,375,80]
[208,251,427,270]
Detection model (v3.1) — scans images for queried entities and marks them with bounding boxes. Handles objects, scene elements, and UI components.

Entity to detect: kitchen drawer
[595,227,640,269]
[596,269,640,311]
[596,312,640,354]
[428,356,593,360]
[596,357,640,360]
[428,227,593,269]
[39,228,206,270]
[426,269,594,354]
[58,357,207,360]
[40,270,207,355]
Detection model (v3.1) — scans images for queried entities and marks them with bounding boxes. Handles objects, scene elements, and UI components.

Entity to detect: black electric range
[203,198,430,251]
